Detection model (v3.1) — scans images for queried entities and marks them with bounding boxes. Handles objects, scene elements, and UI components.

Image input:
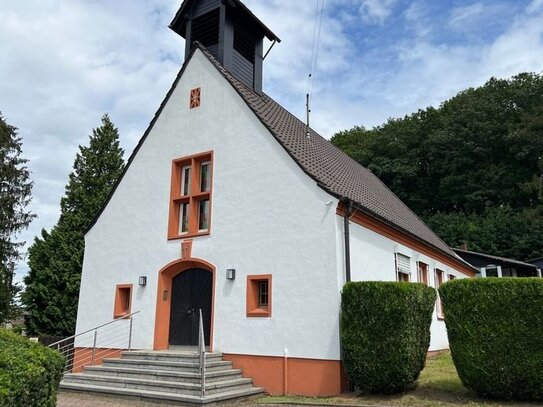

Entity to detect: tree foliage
[22,114,125,335]
[0,113,35,324]
[331,73,543,260]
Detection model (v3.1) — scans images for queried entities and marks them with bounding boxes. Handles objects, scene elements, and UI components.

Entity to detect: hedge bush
[440,278,543,401]
[340,281,436,394]
[0,329,64,407]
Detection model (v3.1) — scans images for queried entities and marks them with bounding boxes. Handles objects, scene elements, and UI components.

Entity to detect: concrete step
[83,365,243,384]
[121,351,223,362]
[62,373,254,396]
[59,381,264,405]
[103,358,233,373]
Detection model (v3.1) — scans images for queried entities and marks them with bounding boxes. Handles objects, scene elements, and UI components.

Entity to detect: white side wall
[76,49,342,360]
[337,218,469,351]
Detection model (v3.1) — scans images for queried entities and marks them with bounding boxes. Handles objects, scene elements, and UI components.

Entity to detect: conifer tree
[23,114,125,335]
[0,113,35,324]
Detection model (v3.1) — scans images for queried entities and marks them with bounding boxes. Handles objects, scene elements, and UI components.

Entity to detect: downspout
[343,199,354,283]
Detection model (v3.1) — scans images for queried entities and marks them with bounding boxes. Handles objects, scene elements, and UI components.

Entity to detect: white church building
[72,0,475,397]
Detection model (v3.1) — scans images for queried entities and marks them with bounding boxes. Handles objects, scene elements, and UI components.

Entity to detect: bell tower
[169,0,280,93]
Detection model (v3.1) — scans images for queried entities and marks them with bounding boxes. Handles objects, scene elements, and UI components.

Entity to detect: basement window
[113,284,132,319]
[247,275,272,318]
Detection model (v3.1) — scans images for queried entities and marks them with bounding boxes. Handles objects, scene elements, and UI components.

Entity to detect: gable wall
[75,50,341,360]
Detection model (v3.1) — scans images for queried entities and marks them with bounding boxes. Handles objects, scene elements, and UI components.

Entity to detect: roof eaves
[453,248,538,269]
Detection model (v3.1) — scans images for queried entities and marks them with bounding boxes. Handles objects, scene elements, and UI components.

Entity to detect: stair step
[103,358,233,372]
[121,351,223,362]
[62,374,254,396]
[59,381,264,405]
[83,365,243,383]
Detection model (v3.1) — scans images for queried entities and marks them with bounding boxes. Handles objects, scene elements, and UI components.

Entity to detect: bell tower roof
[169,0,280,93]
[170,0,280,43]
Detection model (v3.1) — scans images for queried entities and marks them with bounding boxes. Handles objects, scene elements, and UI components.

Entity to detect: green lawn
[258,352,537,407]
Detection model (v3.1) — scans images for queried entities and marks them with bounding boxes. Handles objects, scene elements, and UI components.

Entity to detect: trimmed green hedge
[341,281,436,394]
[440,278,543,401]
[0,329,64,407]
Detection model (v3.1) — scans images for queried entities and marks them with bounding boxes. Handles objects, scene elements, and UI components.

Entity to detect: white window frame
[395,253,411,282]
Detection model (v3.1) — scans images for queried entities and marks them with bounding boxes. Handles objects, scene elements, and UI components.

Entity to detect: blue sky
[0,0,542,282]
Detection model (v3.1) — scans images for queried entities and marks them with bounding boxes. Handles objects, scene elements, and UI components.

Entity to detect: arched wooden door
[168,268,212,346]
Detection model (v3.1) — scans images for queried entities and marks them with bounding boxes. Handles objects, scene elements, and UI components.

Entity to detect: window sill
[247,308,271,318]
[113,312,131,320]
[168,230,210,240]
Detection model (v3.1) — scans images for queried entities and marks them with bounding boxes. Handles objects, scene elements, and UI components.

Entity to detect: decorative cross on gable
[190,87,201,109]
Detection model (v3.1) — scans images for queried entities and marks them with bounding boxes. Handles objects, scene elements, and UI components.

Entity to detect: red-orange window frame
[168,151,213,240]
[113,284,133,319]
[417,261,429,286]
[246,275,272,318]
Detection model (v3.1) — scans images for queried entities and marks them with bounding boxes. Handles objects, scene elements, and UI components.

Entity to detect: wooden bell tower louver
[169,0,280,93]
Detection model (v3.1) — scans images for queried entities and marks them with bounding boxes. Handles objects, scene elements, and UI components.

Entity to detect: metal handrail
[49,310,141,348]
[198,309,206,398]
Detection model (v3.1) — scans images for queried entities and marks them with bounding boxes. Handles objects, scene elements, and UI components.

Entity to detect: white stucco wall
[75,49,342,360]
[338,218,468,351]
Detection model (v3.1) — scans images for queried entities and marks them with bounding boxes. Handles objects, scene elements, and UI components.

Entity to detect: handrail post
[199,309,206,398]
[128,316,134,351]
[91,329,98,367]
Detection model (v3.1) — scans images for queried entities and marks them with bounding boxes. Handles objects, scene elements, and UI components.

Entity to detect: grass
[257,352,538,407]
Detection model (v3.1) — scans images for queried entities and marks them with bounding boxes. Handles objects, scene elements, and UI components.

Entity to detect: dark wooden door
[169,268,212,346]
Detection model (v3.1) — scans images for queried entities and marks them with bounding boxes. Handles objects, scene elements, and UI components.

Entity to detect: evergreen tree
[23,114,125,335]
[0,113,35,324]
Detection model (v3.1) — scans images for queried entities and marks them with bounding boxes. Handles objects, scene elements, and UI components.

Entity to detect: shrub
[440,278,543,401]
[0,329,65,407]
[340,281,436,394]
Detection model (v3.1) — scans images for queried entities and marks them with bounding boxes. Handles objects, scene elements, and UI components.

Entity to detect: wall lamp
[226,269,236,280]
[138,276,147,286]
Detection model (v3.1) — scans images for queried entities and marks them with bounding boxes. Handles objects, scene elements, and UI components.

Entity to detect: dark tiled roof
[195,44,466,263]
[454,249,538,269]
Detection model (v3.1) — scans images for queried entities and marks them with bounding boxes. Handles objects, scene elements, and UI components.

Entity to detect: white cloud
[358,0,397,24]
[448,3,485,28]
[527,0,543,13]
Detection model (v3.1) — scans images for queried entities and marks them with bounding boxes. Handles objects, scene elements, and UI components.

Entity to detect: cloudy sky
[1,0,543,283]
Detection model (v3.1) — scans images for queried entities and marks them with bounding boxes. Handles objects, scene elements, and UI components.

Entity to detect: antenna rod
[306,92,311,138]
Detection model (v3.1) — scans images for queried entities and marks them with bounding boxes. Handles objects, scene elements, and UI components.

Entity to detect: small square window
[247,275,272,317]
[114,284,133,319]
[190,87,201,109]
[258,281,269,307]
